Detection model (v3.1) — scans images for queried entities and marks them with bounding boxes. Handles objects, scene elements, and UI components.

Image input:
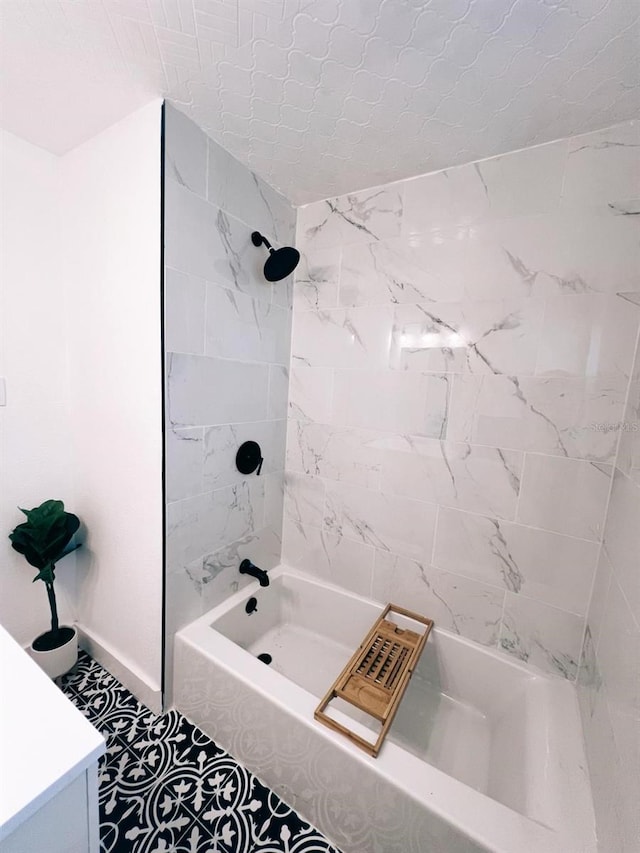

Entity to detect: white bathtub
[174,567,595,853]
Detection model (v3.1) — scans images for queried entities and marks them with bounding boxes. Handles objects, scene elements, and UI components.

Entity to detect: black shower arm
[251,231,273,252]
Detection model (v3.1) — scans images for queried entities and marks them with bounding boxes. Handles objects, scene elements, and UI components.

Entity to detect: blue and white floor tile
[59,653,341,853]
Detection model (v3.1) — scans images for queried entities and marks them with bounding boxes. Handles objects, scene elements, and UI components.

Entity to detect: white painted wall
[0,130,77,646]
[62,100,164,706]
[0,102,164,708]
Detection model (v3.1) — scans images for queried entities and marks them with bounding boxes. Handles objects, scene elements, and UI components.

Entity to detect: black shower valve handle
[236,440,263,476]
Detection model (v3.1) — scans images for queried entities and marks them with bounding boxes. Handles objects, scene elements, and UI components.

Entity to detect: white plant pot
[30,625,78,679]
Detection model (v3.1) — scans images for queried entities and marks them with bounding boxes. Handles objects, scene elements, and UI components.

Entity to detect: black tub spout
[239,559,269,587]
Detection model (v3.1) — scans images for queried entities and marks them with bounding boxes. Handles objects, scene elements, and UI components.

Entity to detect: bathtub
[174,566,595,853]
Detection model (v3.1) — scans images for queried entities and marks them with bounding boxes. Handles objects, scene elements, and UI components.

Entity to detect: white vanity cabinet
[0,626,105,853]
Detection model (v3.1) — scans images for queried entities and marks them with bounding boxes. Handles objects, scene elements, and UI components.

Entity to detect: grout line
[171,417,288,431]
[287,509,587,613]
[165,347,290,367]
[275,470,604,544]
[281,410,621,468]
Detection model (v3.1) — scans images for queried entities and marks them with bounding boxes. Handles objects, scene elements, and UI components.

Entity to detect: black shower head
[251,231,300,282]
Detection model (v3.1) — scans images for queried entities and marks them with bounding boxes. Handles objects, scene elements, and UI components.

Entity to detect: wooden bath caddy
[314,604,434,757]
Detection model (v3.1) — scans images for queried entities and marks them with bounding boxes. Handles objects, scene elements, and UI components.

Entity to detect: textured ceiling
[0,0,638,204]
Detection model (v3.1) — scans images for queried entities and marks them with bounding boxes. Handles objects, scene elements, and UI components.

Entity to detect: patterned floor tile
[58,654,340,853]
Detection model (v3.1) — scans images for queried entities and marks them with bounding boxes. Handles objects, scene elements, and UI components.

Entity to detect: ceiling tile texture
[1,0,638,204]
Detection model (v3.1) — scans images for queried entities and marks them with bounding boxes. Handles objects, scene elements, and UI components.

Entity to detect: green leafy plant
[9,499,80,644]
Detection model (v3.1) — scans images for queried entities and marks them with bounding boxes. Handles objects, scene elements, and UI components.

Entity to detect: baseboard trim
[76,624,163,714]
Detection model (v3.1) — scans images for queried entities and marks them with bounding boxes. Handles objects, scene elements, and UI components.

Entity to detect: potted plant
[9,499,81,678]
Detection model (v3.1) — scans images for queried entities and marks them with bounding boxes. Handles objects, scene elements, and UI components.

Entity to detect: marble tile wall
[164,104,296,686]
[284,120,639,685]
[577,327,640,851]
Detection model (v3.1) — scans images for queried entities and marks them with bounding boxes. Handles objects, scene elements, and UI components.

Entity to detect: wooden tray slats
[314,604,433,757]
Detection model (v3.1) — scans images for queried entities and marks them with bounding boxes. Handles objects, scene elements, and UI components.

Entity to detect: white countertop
[0,624,105,841]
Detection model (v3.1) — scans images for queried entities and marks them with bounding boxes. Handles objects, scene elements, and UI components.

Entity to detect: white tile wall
[168,352,270,426]
[499,593,585,680]
[164,104,296,690]
[205,285,290,364]
[516,455,612,541]
[284,121,640,686]
[577,334,640,852]
[432,508,599,614]
[282,522,375,596]
[164,268,206,353]
[323,480,438,562]
[371,551,505,647]
[162,106,638,847]
[379,439,523,520]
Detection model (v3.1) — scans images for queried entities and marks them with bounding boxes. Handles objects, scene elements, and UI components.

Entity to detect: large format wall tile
[517,454,611,540]
[165,268,206,355]
[166,426,204,502]
[579,683,629,852]
[586,534,640,851]
[297,186,403,248]
[596,574,640,735]
[616,339,640,483]
[164,105,296,696]
[603,468,640,623]
[205,284,290,364]
[294,245,341,311]
[284,471,326,530]
[166,479,265,573]
[448,374,627,462]
[532,209,640,298]
[535,294,638,379]
[167,353,269,426]
[433,508,598,614]
[382,207,639,304]
[388,298,545,376]
[285,120,639,701]
[379,438,522,520]
[402,139,566,234]
[562,122,640,208]
[166,527,284,637]
[164,105,207,198]
[388,304,468,373]
[165,179,261,296]
[264,471,285,533]
[323,480,437,562]
[292,305,392,369]
[339,240,458,307]
[207,136,294,245]
[203,420,286,492]
[199,526,283,611]
[574,173,640,853]
[372,551,505,647]
[282,520,375,597]
[288,365,334,423]
[499,593,585,679]
[268,364,290,420]
[331,370,450,436]
[287,420,382,489]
